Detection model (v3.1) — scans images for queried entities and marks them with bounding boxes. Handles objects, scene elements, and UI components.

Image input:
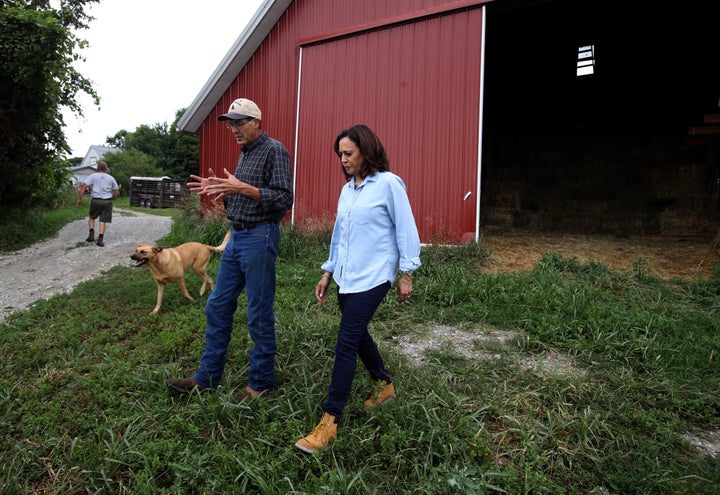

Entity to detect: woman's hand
[315,273,332,302]
[397,273,413,302]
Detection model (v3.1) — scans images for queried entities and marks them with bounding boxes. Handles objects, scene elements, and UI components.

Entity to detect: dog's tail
[210,230,232,252]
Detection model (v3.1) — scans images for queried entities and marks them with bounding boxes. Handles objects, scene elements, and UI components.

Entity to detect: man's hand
[187,168,216,197]
[188,168,259,202]
[76,185,87,207]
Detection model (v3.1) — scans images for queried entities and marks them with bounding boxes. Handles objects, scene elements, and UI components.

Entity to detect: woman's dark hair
[333,124,390,180]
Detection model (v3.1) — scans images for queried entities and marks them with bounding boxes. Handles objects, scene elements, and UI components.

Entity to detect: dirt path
[0,208,172,322]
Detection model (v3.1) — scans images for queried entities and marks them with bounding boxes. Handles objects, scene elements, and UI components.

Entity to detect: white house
[68,145,119,186]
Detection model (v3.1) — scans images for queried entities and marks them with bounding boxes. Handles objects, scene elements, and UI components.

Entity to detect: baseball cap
[218,98,262,121]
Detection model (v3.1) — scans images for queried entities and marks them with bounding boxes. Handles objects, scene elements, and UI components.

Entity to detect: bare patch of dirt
[394,325,515,365]
[682,430,720,459]
[392,325,584,378]
[481,228,719,281]
[392,325,717,460]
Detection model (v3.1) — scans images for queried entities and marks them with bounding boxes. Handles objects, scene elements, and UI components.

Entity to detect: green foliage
[0,187,86,251]
[1,1,193,210]
[101,148,164,195]
[0,1,99,208]
[106,108,200,180]
[0,208,719,493]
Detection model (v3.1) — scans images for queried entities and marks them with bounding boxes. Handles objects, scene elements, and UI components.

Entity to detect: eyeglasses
[225,118,254,129]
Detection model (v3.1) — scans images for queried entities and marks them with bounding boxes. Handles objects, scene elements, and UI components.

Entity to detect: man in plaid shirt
[168,98,293,402]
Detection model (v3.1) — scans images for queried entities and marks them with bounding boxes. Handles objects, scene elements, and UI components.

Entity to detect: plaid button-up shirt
[225,132,293,223]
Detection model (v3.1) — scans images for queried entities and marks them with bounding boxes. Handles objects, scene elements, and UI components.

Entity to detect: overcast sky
[63,0,263,157]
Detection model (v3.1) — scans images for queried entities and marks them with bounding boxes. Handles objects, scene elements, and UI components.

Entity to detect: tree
[166,109,200,179]
[102,149,163,195]
[105,109,200,180]
[0,0,99,209]
[106,129,129,151]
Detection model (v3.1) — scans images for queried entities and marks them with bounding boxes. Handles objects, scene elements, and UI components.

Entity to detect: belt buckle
[234,220,256,230]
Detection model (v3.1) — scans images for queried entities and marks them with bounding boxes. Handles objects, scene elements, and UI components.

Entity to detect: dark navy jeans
[194,223,279,391]
[323,281,392,418]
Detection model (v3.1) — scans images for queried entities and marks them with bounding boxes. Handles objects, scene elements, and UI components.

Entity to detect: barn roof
[177,0,292,133]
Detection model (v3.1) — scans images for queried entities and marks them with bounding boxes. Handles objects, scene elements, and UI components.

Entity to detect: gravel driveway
[0,208,172,322]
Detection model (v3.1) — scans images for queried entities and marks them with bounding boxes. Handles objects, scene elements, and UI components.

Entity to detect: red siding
[198,0,487,243]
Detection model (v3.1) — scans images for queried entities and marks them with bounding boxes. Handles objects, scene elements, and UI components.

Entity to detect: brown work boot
[295,412,338,453]
[95,236,104,247]
[231,385,266,403]
[364,380,396,409]
[167,377,205,394]
[86,229,94,242]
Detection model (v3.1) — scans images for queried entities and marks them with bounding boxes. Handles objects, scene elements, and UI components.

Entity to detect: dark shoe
[86,235,94,242]
[231,385,267,403]
[96,238,104,247]
[167,377,205,394]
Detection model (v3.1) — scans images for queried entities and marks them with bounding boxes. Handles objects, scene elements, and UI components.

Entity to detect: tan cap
[218,98,262,121]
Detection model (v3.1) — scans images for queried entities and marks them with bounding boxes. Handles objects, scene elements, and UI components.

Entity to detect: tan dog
[130,230,231,313]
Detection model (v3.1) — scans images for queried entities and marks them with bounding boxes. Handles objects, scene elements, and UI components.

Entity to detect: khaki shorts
[89,199,113,223]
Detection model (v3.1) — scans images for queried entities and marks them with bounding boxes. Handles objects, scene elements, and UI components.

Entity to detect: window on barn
[577,44,595,76]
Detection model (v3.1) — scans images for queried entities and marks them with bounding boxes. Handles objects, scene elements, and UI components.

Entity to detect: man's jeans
[323,281,392,418]
[194,223,279,391]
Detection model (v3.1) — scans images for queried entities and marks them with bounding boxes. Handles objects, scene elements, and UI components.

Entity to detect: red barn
[179,0,720,242]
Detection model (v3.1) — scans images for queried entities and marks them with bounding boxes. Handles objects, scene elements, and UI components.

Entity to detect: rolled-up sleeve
[387,175,422,273]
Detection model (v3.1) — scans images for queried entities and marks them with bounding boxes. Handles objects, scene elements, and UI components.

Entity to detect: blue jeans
[194,223,279,391]
[323,281,392,418]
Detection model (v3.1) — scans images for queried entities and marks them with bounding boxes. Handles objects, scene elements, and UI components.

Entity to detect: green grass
[0,202,718,494]
[0,190,88,252]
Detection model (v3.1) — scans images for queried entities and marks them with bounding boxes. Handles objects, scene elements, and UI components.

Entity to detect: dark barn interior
[481,0,719,237]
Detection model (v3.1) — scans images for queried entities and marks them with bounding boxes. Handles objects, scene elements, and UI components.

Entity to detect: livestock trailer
[129,176,186,208]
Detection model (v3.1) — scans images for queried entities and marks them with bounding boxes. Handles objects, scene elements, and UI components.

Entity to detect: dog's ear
[153,247,164,253]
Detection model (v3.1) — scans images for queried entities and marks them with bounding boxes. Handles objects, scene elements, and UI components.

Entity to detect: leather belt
[232,219,276,230]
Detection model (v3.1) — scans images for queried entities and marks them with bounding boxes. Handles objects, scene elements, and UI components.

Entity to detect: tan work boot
[364,380,396,408]
[295,412,338,453]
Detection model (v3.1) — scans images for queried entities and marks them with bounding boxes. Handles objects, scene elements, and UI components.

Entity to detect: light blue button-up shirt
[322,171,422,294]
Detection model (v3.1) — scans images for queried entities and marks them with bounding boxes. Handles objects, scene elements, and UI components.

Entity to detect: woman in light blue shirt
[295,124,421,454]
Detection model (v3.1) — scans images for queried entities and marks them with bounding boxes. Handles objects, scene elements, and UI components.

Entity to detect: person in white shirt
[76,162,120,247]
[295,124,422,454]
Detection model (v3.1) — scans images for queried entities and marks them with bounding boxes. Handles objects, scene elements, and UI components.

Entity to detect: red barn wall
[197,0,489,243]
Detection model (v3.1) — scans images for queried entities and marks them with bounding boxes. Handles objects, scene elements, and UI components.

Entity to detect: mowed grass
[1,201,719,494]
